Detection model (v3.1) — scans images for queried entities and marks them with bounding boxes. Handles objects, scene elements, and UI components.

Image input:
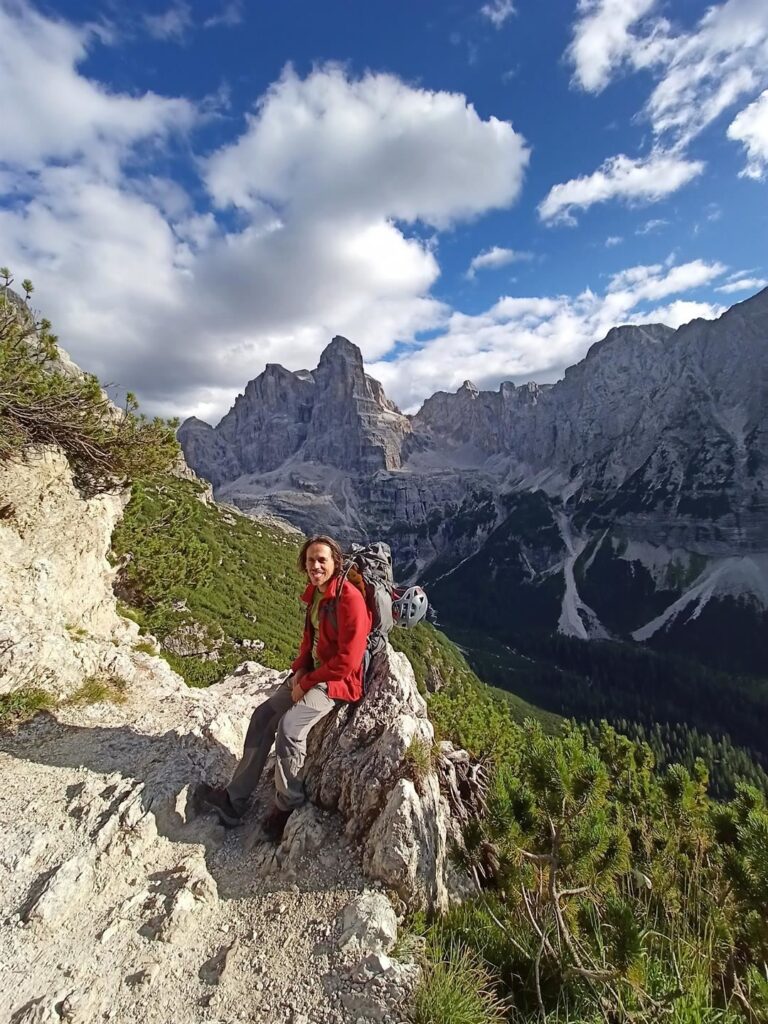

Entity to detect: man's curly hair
[297,535,343,576]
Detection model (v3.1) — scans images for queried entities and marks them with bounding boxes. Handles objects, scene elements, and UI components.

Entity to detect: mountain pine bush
[411,707,768,1022]
[0,272,179,492]
[111,476,304,684]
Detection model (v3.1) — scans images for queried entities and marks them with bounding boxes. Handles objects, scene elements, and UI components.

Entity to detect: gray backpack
[329,541,395,695]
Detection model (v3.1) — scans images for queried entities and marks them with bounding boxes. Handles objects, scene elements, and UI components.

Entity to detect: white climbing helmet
[393,586,428,628]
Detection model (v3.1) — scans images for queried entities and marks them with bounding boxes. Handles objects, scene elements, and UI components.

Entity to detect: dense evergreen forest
[444,626,768,799]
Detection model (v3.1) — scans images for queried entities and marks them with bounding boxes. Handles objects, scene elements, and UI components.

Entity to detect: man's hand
[291,669,308,703]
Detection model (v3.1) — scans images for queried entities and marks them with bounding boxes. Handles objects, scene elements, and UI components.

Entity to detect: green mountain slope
[111,477,768,799]
[111,477,304,685]
[442,625,768,799]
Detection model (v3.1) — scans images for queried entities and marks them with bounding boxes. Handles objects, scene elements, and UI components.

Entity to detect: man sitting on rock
[196,535,371,841]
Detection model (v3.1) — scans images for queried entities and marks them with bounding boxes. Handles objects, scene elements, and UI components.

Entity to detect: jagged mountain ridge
[179,289,768,673]
[181,337,410,487]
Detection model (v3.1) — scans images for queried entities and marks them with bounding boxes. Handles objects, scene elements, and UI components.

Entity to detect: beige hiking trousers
[226,674,336,814]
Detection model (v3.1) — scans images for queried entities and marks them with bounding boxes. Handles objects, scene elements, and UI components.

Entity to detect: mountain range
[179,288,768,678]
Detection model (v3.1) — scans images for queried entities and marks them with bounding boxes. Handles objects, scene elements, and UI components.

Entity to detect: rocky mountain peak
[458,380,479,396]
[263,361,297,377]
[181,415,214,430]
[317,335,365,373]
[733,284,768,311]
[178,334,410,480]
[579,322,675,370]
[719,285,768,333]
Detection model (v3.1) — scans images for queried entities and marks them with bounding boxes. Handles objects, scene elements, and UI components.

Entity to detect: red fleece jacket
[290,575,372,702]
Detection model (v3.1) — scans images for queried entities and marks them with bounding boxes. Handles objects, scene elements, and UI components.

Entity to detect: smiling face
[305,542,335,591]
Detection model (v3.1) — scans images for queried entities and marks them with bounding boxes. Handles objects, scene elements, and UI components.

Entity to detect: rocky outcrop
[0,448,181,697]
[303,646,465,909]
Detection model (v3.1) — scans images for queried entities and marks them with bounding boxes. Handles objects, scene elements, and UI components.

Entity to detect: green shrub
[67,674,127,706]
[0,277,179,492]
[404,736,438,790]
[0,687,56,729]
[416,717,768,1022]
[412,944,508,1024]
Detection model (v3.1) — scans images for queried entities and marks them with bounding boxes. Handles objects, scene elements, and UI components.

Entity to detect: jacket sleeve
[299,585,370,690]
[290,611,314,674]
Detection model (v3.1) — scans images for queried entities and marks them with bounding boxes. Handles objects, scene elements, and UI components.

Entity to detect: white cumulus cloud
[480,0,515,29]
[144,2,192,41]
[568,0,768,148]
[369,259,726,411]
[204,2,243,29]
[606,259,726,302]
[466,246,532,278]
[0,9,530,424]
[716,276,768,294]
[538,152,704,225]
[645,0,768,147]
[641,299,720,327]
[568,0,659,93]
[206,64,529,229]
[566,0,768,186]
[636,217,668,235]
[0,3,195,172]
[728,89,768,179]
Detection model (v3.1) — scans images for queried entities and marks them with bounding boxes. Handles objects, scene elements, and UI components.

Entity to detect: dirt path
[0,680,415,1024]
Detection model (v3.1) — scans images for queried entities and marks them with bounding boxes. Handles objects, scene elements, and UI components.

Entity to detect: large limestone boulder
[301,645,462,910]
[0,447,181,697]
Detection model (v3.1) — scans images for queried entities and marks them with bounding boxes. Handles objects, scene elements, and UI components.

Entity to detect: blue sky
[1,0,767,420]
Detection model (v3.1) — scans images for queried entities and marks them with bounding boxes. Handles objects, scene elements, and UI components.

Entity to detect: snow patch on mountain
[615,540,704,590]
[556,513,609,640]
[633,555,768,641]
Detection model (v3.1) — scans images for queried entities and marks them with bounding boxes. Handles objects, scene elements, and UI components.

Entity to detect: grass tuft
[413,944,508,1024]
[67,674,127,706]
[404,736,438,791]
[0,687,56,730]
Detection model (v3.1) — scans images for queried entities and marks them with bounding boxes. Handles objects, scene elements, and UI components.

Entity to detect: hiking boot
[195,782,243,828]
[262,805,292,843]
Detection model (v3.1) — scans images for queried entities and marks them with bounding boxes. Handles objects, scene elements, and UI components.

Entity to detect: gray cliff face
[303,337,410,472]
[410,380,502,455]
[178,336,410,486]
[400,300,767,553]
[218,362,315,474]
[179,290,768,664]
